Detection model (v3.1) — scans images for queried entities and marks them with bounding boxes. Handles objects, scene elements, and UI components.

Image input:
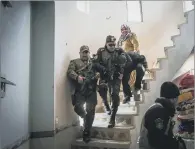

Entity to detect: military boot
[123,96,130,104]
[83,117,91,143]
[83,130,91,143]
[108,110,116,128]
[134,88,141,101]
[104,102,111,115]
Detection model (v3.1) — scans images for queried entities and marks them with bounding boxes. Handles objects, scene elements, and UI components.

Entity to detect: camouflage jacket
[96,47,129,80]
[67,58,107,95]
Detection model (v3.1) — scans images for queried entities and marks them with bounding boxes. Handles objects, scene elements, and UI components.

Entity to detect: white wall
[0,2,31,148]
[0,2,2,149]
[30,1,55,132]
[132,9,194,149]
[54,2,80,129]
[55,1,184,67]
[54,1,184,128]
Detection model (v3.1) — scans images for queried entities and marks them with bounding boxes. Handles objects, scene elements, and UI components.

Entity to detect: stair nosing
[72,138,131,148]
[80,125,135,130]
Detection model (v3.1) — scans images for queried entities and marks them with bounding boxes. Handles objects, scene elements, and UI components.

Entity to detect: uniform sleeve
[131,33,139,51]
[145,107,178,149]
[93,63,106,75]
[67,60,78,81]
[96,48,102,63]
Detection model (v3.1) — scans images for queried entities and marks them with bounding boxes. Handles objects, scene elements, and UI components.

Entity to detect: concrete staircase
[71,8,194,149]
[71,86,151,149]
[149,9,194,101]
[131,8,194,149]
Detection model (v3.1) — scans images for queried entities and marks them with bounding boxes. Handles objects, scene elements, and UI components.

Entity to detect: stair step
[93,117,135,128]
[118,101,138,114]
[94,111,135,126]
[79,125,134,141]
[71,138,131,149]
[92,117,134,141]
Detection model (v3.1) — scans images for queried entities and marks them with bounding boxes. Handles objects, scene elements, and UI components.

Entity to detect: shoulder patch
[100,48,105,51]
[155,118,164,130]
[97,48,105,53]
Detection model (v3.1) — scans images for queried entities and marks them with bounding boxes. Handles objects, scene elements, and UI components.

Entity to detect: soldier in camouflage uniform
[96,35,129,128]
[67,45,107,143]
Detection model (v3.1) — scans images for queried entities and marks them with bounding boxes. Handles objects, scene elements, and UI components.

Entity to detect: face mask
[107,43,115,52]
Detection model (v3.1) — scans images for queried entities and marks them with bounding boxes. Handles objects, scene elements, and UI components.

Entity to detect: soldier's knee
[137,64,145,75]
[74,104,81,113]
[86,104,96,114]
[113,86,120,95]
[98,85,108,97]
[74,104,86,117]
[111,93,120,106]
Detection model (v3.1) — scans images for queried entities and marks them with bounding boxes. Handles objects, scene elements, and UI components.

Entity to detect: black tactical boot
[108,112,116,128]
[123,96,130,104]
[104,103,111,115]
[134,88,141,101]
[83,130,91,143]
[108,119,115,128]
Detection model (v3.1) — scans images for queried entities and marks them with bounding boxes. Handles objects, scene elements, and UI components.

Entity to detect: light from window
[77,1,90,14]
[183,0,194,12]
[126,1,143,22]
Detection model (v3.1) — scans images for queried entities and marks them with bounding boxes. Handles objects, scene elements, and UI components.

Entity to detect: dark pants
[73,91,97,133]
[97,80,111,111]
[122,63,145,98]
[98,78,121,121]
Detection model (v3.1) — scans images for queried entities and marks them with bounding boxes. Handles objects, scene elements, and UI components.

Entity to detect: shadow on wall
[55,53,79,129]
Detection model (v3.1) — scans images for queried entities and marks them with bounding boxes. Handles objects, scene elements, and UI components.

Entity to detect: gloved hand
[95,72,100,79]
[77,76,85,84]
[118,73,123,80]
[103,70,111,81]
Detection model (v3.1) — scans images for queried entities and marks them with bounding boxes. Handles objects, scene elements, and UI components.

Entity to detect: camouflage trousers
[98,78,121,121]
[73,91,97,133]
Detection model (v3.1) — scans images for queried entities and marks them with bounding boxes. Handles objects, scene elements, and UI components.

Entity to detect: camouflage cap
[106,35,116,43]
[80,45,89,52]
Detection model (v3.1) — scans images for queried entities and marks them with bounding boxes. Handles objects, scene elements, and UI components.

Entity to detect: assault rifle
[77,54,104,95]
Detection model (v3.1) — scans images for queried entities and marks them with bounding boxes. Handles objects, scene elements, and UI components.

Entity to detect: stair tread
[95,104,137,116]
[93,120,135,129]
[73,138,131,148]
[80,112,135,128]
[118,103,138,115]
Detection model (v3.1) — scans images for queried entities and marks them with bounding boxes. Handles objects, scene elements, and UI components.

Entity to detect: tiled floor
[17,126,80,149]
